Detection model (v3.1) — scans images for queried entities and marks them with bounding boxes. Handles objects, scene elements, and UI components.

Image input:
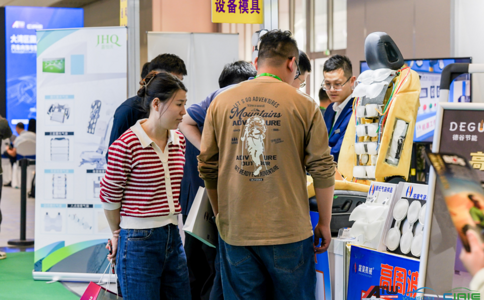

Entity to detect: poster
[1,6,83,132]
[347,245,420,299]
[33,27,127,281]
[310,211,332,300]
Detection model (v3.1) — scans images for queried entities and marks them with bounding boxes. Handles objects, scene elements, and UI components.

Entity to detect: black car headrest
[365,32,404,70]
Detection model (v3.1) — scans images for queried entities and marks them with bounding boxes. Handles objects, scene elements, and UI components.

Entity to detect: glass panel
[313,0,328,52]
[279,0,290,31]
[333,0,347,50]
[294,0,306,52]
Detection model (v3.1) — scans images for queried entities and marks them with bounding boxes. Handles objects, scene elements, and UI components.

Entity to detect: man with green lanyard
[198,30,336,299]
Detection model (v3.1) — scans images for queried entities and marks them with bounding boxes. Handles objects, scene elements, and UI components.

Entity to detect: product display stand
[8,158,35,246]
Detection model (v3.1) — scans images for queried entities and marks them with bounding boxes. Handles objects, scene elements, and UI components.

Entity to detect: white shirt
[14,131,36,147]
[333,95,353,125]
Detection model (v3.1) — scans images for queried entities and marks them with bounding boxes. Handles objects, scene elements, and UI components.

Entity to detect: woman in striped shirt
[100,71,190,300]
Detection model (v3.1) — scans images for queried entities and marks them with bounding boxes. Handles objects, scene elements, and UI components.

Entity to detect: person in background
[291,50,311,90]
[0,115,11,259]
[27,119,36,133]
[178,60,256,300]
[4,122,36,173]
[101,71,190,299]
[460,230,484,296]
[322,55,356,162]
[108,54,187,149]
[198,30,336,299]
[319,88,331,115]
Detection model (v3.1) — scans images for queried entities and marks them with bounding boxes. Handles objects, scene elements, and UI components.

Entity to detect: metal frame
[127,0,140,97]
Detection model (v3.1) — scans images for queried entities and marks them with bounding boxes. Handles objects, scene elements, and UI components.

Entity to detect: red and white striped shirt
[100,119,186,229]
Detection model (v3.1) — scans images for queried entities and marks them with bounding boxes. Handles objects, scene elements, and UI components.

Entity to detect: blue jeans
[218,236,316,300]
[116,224,191,300]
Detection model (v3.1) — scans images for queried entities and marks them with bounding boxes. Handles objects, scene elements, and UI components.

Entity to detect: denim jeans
[116,224,191,300]
[218,236,316,300]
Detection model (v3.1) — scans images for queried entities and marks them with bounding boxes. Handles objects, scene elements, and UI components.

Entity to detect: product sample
[50,137,69,161]
[92,176,101,198]
[69,214,92,230]
[47,103,70,123]
[44,212,63,232]
[337,32,421,184]
[52,174,67,199]
[87,100,102,134]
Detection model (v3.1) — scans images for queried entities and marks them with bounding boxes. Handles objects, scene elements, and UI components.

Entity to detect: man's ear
[350,76,357,90]
[254,57,259,70]
[288,56,297,73]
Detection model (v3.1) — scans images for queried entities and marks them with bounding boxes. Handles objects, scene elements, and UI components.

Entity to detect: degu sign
[96,34,121,49]
[449,120,484,133]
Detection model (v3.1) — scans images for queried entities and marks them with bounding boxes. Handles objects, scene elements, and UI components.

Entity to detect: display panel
[360,57,472,142]
[2,6,83,131]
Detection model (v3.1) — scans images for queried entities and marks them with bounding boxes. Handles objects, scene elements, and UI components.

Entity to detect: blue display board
[347,245,421,299]
[310,211,332,300]
[4,6,83,131]
[360,58,471,142]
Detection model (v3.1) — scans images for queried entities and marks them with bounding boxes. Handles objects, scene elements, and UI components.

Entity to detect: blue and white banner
[34,27,127,282]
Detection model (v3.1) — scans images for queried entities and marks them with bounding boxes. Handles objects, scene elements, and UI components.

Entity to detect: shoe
[3,182,11,187]
[0,252,6,259]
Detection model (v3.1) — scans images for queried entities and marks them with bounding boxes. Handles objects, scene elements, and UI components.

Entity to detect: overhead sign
[212,0,263,24]
[120,0,127,26]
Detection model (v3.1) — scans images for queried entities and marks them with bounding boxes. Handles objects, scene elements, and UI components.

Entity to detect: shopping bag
[183,187,218,248]
[81,261,122,300]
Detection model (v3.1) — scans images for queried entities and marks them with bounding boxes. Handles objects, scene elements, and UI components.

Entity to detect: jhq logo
[96,34,121,48]
[406,186,414,198]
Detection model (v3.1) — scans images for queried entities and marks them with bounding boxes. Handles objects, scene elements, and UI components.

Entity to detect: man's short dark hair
[149,54,187,76]
[319,88,330,102]
[258,30,299,67]
[298,50,311,74]
[218,61,257,88]
[16,122,24,130]
[323,55,353,78]
[141,62,150,79]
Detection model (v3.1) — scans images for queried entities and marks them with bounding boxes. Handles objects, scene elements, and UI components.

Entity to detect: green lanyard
[255,73,282,81]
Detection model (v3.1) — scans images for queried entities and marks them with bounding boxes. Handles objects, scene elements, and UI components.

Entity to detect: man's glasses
[291,57,301,80]
[297,77,306,88]
[321,77,351,91]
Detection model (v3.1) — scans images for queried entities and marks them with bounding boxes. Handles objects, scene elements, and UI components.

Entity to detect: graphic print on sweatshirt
[230,96,281,181]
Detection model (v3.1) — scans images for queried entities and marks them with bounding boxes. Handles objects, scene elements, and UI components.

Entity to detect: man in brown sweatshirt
[198,30,336,299]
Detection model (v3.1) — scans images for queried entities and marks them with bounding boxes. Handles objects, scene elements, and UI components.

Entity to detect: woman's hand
[106,229,121,262]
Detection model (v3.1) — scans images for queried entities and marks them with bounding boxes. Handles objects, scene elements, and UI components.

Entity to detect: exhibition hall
[1,0,484,299]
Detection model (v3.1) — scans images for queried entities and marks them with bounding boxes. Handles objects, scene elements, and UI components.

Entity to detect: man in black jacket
[107,54,187,148]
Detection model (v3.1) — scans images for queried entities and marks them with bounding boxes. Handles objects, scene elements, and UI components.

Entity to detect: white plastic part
[400,231,413,254]
[353,83,368,98]
[356,125,368,137]
[367,82,388,98]
[367,123,379,137]
[365,104,379,117]
[407,201,422,224]
[371,155,378,165]
[366,220,384,241]
[367,142,378,155]
[366,166,376,178]
[356,106,366,118]
[360,154,369,165]
[357,70,374,85]
[373,68,395,81]
[385,227,401,251]
[419,203,427,225]
[355,143,366,155]
[353,166,367,178]
[393,199,409,221]
[411,233,423,257]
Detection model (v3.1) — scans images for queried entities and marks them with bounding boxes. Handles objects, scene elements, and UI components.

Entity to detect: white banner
[33,27,127,281]
[147,32,239,107]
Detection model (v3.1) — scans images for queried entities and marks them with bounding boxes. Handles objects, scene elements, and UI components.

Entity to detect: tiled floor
[0,186,35,248]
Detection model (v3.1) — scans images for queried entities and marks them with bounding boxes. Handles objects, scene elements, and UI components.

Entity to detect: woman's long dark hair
[137,71,187,115]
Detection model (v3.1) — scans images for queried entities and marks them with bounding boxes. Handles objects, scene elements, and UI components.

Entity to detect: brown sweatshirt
[198,78,336,246]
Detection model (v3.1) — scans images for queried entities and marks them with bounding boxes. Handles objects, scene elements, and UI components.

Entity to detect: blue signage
[347,245,421,299]
[4,6,83,131]
[310,211,332,300]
